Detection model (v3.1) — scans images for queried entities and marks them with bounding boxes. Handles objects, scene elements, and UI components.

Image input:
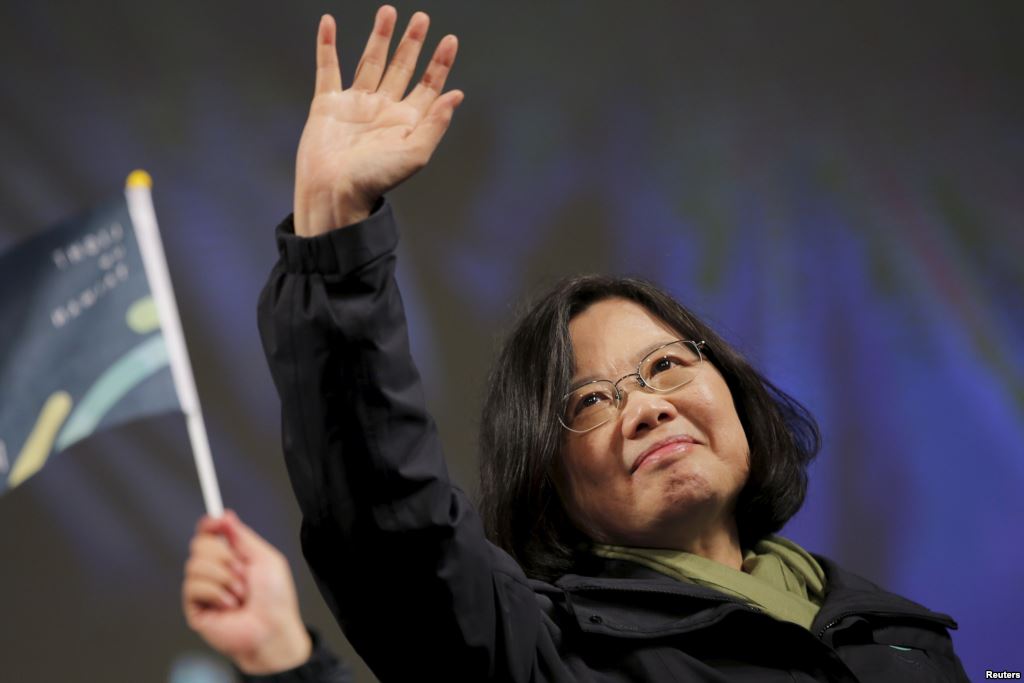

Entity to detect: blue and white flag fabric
[0,193,178,494]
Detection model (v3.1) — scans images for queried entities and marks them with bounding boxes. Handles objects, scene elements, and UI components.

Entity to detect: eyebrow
[569,339,677,389]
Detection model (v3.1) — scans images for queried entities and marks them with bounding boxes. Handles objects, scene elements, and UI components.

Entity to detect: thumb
[222,510,277,561]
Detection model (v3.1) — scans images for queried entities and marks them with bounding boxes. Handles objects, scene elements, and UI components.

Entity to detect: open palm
[295,7,463,236]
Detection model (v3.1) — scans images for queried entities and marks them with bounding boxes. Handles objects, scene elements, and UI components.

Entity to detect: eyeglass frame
[558,339,707,434]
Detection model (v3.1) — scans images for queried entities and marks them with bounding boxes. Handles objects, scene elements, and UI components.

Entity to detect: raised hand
[294,6,464,236]
[182,511,311,674]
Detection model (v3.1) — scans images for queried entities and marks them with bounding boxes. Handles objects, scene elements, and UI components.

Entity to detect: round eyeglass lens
[561,380,618,433]
[639,340,703,391]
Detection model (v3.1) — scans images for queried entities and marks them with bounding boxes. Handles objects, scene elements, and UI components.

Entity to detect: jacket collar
[550,553,956,637]
[810,554,957,633]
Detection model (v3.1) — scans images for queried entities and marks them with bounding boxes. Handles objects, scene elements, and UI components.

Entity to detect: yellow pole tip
[125,170,153,189]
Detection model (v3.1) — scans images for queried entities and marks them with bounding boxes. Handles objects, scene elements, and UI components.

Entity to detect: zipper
[817,609,957,639]
[817,617,844,639]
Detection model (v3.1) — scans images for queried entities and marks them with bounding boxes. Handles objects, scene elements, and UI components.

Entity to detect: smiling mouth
[630,435,699,474]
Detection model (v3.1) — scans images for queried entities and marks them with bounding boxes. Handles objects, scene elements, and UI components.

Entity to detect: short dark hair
[478,275,820,582]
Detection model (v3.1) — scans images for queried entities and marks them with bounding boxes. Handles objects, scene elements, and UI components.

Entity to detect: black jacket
[237,631,352,683]
[257,201,968,682]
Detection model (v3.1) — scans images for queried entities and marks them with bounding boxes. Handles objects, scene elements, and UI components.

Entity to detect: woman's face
[555,297,750,549]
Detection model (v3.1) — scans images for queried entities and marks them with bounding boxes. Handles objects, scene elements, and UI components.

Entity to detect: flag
[0,178,181,495]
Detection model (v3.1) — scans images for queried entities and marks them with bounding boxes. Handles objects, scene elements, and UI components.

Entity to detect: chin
[661,467,716,505]
[647,470,735,530]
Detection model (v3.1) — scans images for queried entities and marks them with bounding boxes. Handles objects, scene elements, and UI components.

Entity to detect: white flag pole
[125,170,224,517]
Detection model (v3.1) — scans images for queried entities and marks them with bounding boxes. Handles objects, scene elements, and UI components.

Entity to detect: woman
[255,7,968,681]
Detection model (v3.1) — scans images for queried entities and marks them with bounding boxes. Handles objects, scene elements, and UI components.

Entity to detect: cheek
[559,427,621,485]
[720,412,751,490]
[683,385,732,438]
[556,435,631,534]
[694,377,748,453]
[681,379,751,490]
[553,442,593,516]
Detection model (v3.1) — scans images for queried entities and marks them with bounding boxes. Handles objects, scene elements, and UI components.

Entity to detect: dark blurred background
[1,1,1021,681]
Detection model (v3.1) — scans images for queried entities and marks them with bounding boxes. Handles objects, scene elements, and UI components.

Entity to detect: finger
[184,576,241,612]
[351,5,398,92]
[315,14,343,95]
[222,510,279,563]
[407,89,464,160]
[185,556,247,600]
[404,35,459,116]
[378,11,430,100]
[190,533,245,577]
[196,514,228,535]
[191,531,235,562]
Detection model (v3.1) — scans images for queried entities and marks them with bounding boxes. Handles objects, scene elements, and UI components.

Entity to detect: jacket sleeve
[237,630,353,683]
[257,202,546,682]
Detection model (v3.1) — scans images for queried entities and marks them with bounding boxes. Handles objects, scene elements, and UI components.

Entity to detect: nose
[619,386,679,439]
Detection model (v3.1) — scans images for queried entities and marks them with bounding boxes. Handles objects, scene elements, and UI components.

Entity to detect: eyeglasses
[559,340,707,434]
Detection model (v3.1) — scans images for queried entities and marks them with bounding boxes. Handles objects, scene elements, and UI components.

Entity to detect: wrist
[234,622,313,675]
[294,187,375,237]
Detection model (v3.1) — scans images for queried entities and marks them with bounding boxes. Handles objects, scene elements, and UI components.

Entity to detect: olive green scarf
[591,535,826,629]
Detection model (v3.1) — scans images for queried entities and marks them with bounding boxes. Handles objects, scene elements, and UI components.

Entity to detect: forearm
[257,203,509,677]
[258,201,450,529]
